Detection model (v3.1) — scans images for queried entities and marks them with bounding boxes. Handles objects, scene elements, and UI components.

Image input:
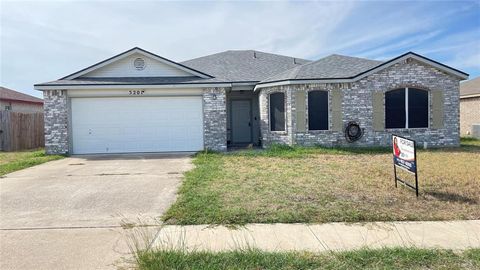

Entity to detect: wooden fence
[0,111,44,151]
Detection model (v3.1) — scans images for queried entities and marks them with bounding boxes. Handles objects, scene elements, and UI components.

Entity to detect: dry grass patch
[163,138,480,224]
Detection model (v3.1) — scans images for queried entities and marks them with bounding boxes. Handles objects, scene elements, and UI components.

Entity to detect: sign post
[392,135,419,197]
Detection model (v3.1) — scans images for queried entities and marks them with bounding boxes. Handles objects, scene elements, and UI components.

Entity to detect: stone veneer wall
[259,86,293,145]
[43,90,69,154]
[259,59,461,148]
[203,87,227,151]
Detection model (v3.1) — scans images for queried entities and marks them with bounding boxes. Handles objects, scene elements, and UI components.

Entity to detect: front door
[231,100,252,144]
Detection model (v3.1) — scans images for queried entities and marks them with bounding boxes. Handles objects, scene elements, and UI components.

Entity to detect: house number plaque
[129,90,145,95]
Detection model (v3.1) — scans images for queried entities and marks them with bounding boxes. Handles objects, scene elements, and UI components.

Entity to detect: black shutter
[308,91,328,130]
[408,88,429,128]
[270,93,285,131]
[385,89,406,128]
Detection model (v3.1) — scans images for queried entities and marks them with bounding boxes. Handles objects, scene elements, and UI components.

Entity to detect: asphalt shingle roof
[1,86,43,103]
[259,54,384,83]
[181,50,310,82]
[37,48,466,88]
[460,77,480,97]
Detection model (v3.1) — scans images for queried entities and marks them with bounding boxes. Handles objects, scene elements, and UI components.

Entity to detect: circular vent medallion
[133,57,146,70]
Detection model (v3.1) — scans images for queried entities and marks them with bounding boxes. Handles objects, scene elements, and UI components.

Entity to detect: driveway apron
[0,153,192,269]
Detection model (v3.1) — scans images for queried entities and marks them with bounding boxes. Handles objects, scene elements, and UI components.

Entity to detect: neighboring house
[1,86,43,113]
[459,77,480,136]
[35,47,468,155]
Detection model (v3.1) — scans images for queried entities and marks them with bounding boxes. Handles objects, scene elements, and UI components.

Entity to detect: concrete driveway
[0,153,193,269]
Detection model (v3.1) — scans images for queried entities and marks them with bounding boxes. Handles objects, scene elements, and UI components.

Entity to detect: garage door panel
[71,96,204,154]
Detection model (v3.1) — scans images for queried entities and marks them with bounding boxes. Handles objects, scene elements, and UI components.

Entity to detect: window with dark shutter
[270,92,285,131]
[385,89,406,128]
[308,90,329,130]
[385,88,428,129]
[408,88,428,128]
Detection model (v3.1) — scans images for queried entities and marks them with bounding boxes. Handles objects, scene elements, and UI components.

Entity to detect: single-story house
[1,86,44,113]
[35,47,468,155]
[459,77,480,136]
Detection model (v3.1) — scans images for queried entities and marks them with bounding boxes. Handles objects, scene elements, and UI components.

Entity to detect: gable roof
[460,77,480,98]
[181,50,310,82]
[1,86,43,104]
[255,52,469,89]
[35,49,469,90]
[61,47,213,80]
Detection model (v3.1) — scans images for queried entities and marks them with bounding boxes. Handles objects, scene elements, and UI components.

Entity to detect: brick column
[43,90,69,154]
[203,87,227,151]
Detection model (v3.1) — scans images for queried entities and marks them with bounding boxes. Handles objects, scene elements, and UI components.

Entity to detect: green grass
[461,136,480,147]
[137,248,480,270]
[0,149,64,176]
[163,138,480,225]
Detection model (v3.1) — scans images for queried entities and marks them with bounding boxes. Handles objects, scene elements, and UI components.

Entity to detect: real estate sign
[392,135,419,197]
[392,135,416,173]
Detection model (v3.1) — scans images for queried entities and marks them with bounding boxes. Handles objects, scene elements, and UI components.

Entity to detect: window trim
[4,102,12,111]
[385,87,430,130]
[307,89,330,131]
[268,92,286,132]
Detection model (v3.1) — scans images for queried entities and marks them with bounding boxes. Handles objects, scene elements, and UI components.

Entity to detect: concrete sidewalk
[152,220,480,252]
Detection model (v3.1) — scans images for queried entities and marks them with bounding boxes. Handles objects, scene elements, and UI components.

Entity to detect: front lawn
[0,149,64,176]
[163,138,480,224]
[137,248,480,270]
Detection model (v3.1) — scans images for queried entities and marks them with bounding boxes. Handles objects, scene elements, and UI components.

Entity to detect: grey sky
[1,0,479,98]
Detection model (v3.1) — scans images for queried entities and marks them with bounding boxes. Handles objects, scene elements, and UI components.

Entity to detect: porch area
[226,90,261,147]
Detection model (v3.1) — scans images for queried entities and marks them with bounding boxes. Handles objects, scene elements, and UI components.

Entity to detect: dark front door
[231,100,252,144]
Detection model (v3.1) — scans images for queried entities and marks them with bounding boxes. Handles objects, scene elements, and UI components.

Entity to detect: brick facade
[259,59,461,148]
[42,59,462,154]
[43,90,69,154]
[460,96,480,135]
[42,88,228,154]
[203,87,228,151]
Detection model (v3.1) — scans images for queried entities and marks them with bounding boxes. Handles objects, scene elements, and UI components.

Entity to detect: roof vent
[293,58,297,64]
[133,57,146,70]
[253,51,257,59]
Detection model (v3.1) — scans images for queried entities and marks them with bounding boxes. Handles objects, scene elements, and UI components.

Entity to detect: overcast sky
[1,0,479,98]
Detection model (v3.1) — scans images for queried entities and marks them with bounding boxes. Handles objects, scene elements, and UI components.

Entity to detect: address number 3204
[129,90,145,95]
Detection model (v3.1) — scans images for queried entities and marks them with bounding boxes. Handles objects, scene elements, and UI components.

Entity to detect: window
[308,90,328,130]
[408,88,428,128]
[385,89,405,128]
[270,92,285,131]
[385,88,428,129]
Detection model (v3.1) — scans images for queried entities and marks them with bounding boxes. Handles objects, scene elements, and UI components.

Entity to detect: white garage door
[71,96,204,154]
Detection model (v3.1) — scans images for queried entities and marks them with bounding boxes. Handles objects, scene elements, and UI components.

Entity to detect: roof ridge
[181,50,311,64]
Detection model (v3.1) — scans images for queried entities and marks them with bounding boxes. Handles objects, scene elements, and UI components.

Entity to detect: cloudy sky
[1,0,479,98]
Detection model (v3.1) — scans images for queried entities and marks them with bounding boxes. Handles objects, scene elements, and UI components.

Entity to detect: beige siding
[372,92,384,131]
[460,96,480,135]
[295,91,306,132]
[81,53,193,77]
[431,90,444,129]
[331,89,343,131]
[0,100,43,113]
